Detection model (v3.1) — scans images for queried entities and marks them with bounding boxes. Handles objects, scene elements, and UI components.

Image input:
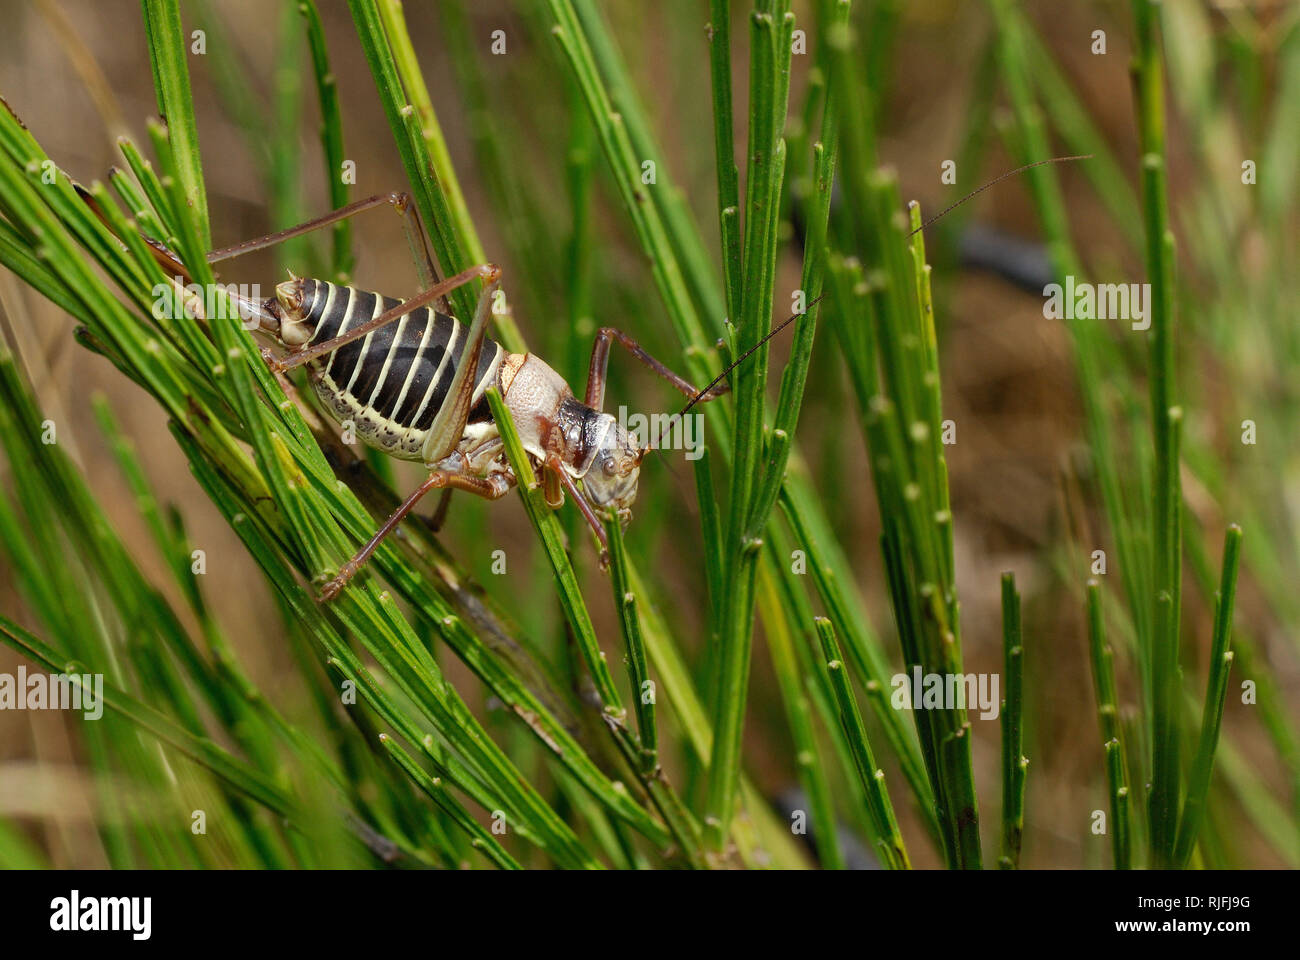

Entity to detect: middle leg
[545,453,611,566]
[320,467,512,601]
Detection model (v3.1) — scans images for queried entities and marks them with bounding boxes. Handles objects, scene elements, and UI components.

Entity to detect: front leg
[544,454,610,569]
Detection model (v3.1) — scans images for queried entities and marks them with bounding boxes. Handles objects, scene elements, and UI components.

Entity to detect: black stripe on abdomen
[370,305,450,419]
[303,280,500,431]
[408,333,501,430]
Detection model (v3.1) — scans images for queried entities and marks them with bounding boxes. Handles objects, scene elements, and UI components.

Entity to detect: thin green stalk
[571,0,728,330]
[749,0,847,538]
[707,0,741,322]
[487,386,709,864]
[269,2,309,272]
[826,18,981,865]
[484,387,624,718]
[693,447,726,642]
[348,0,523,350]
[376,0,476,257]
[778,475,937,838]
[1087,581,1132,870]
[607,518,707,865]
[379,734,521,870]
[998,572,1026,869]
[299,0,353,281]
[0,615,296,821]
[140,0,209,247]
[1132,0,1183,867]
[708,5,795,854]
[759,551,845,870]
[604,515,657,767]
[814,618,909,869]
[1175,525,1242,867]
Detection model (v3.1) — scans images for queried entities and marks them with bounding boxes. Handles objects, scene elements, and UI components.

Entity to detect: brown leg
[208,192,438,292]
[320,468,511,602]
[272,263,501,373]
[76,182,193,280]
[427,488,453,533]
[546,454,610,567]
[584,327,731,411]
[81,188,442,300]
[543,462,564,509]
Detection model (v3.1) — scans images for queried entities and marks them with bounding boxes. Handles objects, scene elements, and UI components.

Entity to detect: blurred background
[0,0,1297,868]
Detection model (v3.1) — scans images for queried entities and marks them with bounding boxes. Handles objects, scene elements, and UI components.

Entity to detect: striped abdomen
[295,278,503,461]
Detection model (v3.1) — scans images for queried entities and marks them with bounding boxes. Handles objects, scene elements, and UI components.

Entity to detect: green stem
[299,0,353,281]
[379,734,522,869]
[998,572,1026,868]
[348,0,524,351]
[708,5,795,854]
[1087,581,1133,869]
[1174,525,1242,867]
[758,551,845,869]
[1131,0,1183,867]
[139,0,209,247]
[484,387,624,716]
[707,0,741,322]
[814,618,910,869]
[604,515,657,768]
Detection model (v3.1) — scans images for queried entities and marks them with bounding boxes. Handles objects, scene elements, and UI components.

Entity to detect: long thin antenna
[677,295,824,422]
[647,154,1093,449]
[908,154,1092,236]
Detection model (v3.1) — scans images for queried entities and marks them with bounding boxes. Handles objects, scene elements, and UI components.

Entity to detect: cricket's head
[582,413,643,526]
[272,277,314,346]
